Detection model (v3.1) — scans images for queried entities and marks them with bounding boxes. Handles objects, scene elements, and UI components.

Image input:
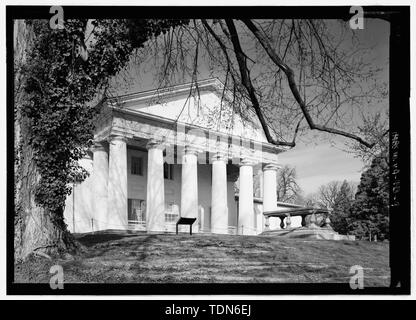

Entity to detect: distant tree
[276,165,300,203]
[331,180,355,234]
[252,164,300,203]
[316,181,342,209]
[349,156,389,240]
[293,191,320,208]
[313,180,357,210]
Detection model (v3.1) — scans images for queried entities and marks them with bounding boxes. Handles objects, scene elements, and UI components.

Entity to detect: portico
[64,79,286,235]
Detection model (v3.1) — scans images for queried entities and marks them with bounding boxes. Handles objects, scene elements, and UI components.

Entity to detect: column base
[210,227,230,235]
[238,228,258,236]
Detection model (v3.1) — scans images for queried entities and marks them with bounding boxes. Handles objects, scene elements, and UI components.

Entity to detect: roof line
[106,77,223,104]
[102,78,292,150]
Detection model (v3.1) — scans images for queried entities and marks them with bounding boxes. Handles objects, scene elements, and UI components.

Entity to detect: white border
[0,0,414,300]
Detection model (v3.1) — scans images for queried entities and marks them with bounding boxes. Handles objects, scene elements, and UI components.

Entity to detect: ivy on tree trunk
[15,19,189,260]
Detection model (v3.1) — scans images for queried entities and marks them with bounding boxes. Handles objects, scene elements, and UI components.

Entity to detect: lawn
[14,232,390,286]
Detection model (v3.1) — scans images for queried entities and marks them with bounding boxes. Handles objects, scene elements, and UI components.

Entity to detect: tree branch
[241,19,375,148]
[224,19,295,148]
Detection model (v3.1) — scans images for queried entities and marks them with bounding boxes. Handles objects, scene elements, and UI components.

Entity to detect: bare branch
[241,19,375,148]
[224,19,295,148]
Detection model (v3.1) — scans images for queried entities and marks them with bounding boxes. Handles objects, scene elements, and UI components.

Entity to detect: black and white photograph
[3,3,412,301]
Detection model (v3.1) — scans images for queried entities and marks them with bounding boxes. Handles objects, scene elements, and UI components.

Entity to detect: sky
[279,18,389,194]
[108,18,389,195]
[278,142,364,194]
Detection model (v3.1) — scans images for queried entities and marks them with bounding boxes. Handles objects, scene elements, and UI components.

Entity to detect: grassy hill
[15,232,390,286]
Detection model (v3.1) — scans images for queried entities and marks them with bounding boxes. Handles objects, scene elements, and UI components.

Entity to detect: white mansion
[64,78,292,235]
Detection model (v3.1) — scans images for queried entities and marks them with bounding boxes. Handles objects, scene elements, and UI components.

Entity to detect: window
[128,199,146,224]
[131,156,143,175]
[165,202,179,223]
[164,162,174,180]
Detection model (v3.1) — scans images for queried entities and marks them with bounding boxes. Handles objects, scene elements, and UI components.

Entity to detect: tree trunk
[14,20,78,261]
[15,120,78,260]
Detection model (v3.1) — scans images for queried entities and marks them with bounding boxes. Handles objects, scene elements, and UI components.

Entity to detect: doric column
[238,158,256,235]
[92,141,108,231]
[146,139,166,232]
[107,135,128,229]
[263,163,279,212]
[210,152,228,234]
[180,145,199,232]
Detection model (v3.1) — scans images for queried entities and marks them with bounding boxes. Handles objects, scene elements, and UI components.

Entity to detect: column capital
[211,152,228,162]
[263,163,280,171]
[108,134,127,143]
[239,158,257,167]
[183,145,201,156]
[146,139,165,151]
[92,141,107,152]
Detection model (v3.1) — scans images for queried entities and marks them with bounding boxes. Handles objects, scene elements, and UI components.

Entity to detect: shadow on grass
[76,232,147,247]
[15,232,390,285]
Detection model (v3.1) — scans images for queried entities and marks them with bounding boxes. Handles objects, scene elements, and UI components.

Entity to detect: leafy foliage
[349,156,389,240]
[302,171,389,241]
[331,180,355,234]
[20,19,188,219]
[314,157,389,240]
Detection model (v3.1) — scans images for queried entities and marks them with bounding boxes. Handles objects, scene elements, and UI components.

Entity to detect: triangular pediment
[107,78,269,143]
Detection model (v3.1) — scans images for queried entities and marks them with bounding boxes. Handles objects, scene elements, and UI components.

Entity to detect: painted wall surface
[64,157,94,233]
